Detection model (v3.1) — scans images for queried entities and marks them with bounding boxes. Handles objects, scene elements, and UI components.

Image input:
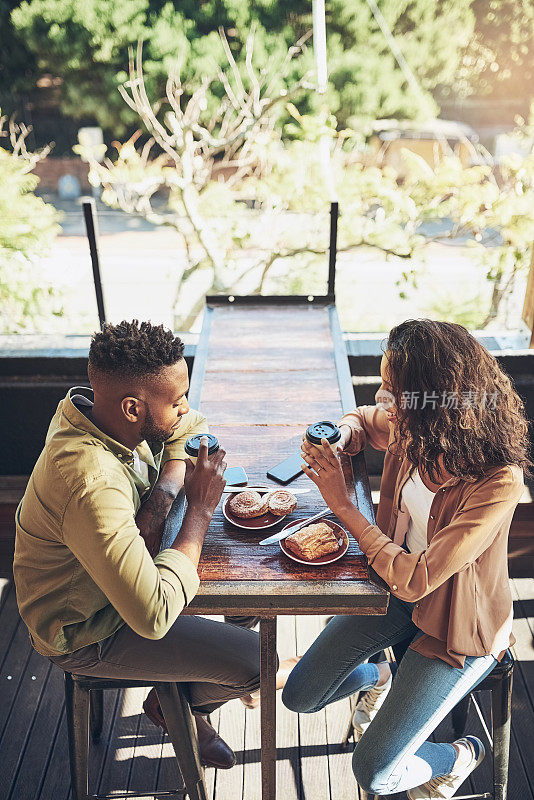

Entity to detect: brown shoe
[194,713,236,770]
[142,689,236,769]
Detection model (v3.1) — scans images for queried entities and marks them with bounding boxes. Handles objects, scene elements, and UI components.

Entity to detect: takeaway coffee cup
[305,421,342,455]
[184,434,220,466]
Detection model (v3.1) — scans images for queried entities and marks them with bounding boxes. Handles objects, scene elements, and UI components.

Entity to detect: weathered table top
[163,298,389,617]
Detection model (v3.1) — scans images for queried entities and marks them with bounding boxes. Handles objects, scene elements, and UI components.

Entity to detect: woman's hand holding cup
[301,420,363,457]
[300,436,352,515]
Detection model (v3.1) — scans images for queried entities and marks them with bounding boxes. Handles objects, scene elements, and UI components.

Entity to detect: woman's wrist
[335,500,370,538]
[333,498,356,522]
[339,423,352,448]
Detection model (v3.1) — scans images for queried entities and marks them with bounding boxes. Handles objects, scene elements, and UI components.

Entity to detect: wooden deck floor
[1,576,534,800]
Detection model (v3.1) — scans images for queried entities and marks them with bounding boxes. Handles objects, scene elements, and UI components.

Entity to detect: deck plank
[0,648,51,799]
[127,688,167,798]
[97,687,147,796]
[214,699,245,798]
[8,660,64,800]
[243,698,262,800]
[274,615,301,800]
[37,704,71,800]
[0,618,35,739]
[2,579,534,800]
[0,585,25,673]
[295,615,330,800]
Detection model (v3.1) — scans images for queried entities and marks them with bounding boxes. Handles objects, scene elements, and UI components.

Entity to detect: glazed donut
[228,490,265,519]
[267,489,298,516]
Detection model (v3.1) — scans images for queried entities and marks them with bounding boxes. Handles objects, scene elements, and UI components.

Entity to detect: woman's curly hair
[385,319,532,481]
[88,320,184,379]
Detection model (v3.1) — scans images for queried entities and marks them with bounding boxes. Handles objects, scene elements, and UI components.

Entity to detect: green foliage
[394,119,534,326]
[323,0,474,126]
[83,39,534,331]
[0,119,62,332]
[12,0,474,133]
[425,289,489,330]
[0,0,36,107]
[456,0,534,101]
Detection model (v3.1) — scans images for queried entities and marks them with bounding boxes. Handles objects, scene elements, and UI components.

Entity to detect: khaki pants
[49,614,261,715]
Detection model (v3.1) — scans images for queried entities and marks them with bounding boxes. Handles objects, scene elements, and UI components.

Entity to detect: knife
[223,486,311,494]
[259,509,329,546]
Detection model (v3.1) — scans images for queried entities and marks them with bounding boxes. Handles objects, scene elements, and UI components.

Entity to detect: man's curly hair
[88,320,184,380]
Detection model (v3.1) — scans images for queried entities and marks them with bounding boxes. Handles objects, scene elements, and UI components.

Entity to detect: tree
[0,0,36,114]
[12,0,474,134]
[454,0,534,103]
[77,34,430,330]
[322,0,474,126]
[82,34,534,332]
[0,115,62,332]
[11,0,312,133]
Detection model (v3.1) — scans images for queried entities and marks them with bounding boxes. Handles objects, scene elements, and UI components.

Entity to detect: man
[13,320,261,768]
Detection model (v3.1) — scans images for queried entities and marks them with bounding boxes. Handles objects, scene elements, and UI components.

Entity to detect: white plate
[279,518,349,565]
[222,494,287,531]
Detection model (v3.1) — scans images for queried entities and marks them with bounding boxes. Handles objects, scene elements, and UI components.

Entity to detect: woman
[282,319,530,799]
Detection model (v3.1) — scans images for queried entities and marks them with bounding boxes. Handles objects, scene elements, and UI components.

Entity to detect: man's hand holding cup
[184,436,227,517]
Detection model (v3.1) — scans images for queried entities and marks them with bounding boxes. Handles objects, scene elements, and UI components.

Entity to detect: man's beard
[140,405,174,444]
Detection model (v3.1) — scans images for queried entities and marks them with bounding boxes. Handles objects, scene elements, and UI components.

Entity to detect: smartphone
[223,466,248,486]
[266,452,303,485]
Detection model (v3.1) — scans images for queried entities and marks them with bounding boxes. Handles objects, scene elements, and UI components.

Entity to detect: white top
[402,468,436,553]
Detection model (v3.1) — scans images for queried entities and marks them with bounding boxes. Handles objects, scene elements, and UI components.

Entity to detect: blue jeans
[282,594,496,795]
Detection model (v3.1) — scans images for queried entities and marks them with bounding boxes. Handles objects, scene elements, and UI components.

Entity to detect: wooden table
[162,297,389,800]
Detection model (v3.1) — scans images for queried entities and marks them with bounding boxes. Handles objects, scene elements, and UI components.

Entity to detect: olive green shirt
[13,387,208,657]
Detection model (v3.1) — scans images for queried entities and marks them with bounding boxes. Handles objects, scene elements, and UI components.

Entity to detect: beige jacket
[340,405,523,667]
[13,387,208,657]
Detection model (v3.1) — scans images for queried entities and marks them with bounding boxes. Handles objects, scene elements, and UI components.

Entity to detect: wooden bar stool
[64,672,208,800]
[350,650,514,800]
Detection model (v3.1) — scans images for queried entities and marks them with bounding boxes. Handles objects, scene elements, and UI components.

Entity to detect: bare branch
[166,74,184,126]
[216,65,241,113]
[3,117,53,170]
[218,27,247,105]
[264,29,312,97]
[245,24,262,117]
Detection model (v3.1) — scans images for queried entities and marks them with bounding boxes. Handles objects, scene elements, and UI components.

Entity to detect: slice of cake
[285,521,340,561]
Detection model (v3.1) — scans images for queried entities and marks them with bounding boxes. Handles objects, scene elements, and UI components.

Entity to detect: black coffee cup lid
[185,433,220,456]
[306,421,341,445]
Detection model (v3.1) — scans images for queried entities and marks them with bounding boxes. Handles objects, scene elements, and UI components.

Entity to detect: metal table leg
[260,616,277,800]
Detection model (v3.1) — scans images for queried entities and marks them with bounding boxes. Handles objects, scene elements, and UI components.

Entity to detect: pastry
[285,521,340,561]
[256,493,271,515]
[267,489,298,516]
[228,490,265,519]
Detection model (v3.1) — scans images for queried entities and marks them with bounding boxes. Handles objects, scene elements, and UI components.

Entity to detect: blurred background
[0,0,533,337]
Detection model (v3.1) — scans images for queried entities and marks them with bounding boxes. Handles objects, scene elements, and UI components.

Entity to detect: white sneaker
[351,674,392,740]
[407,736,486,799]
